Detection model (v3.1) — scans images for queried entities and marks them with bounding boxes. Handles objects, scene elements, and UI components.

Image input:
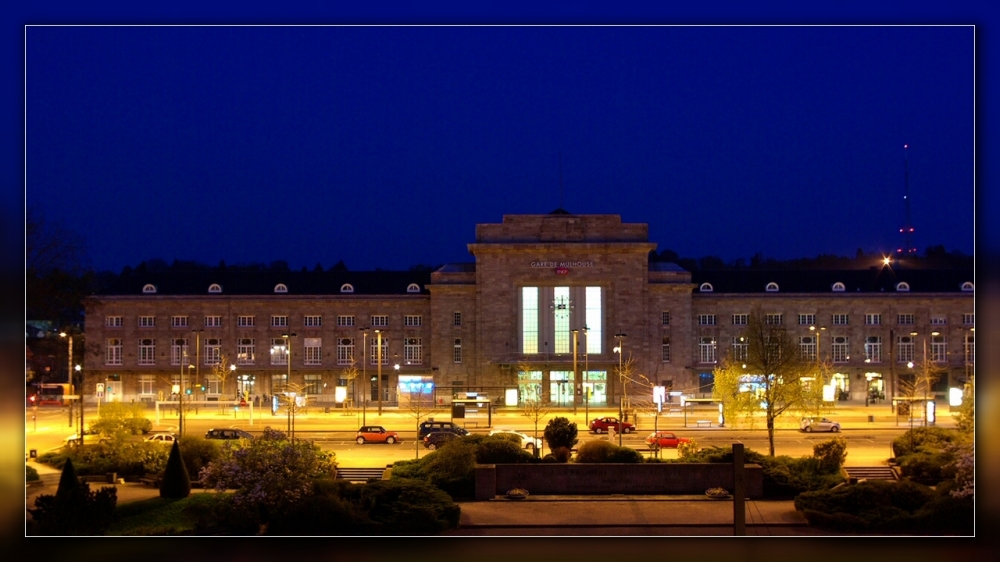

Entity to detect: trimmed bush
[160,441,191,498]
[475,437,534,464]
[891,427,962,458]
[28,458,118,535]
[543,417,579,451]
[812,437,847,472]
[606,446,644,464]
[177,435,220,479]
[574,440,642,463]
[26,464,39,481]
[551,446,573,463]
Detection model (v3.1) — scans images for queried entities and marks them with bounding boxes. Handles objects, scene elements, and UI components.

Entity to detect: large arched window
[832,282,846,292]
[274,283,288,293]
[407,283,421,293]
[961,282,974,292]
[699,283,714,292]
[765,282,779,292]
[142,284,157,294]
[208,284,222,294]
[896,282,910,292]
[340,283,354,293]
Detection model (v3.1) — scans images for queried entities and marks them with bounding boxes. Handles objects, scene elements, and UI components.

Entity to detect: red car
[356,425,401,445]
[589,416,634,434]
[645,431,691,450]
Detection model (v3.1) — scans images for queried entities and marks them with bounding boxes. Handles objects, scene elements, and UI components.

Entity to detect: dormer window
[765,282,779,292]
[699,283,714,292]
[407,283,421,293]
[208,284,222,294]
[896,282,910,292]
[274,283,288,294]
[832,282,846,292]
[961,282,974,292]
[142,284,157,294]
[340,283,354,293]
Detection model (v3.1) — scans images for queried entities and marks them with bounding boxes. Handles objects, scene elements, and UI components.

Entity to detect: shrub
[355,479,462,534]
[26,464,39,481]
[543,417,579,450]
[160,441,191,499]
[475,437,533,464]
[551,446,573,463]
[177,435,220,479]
[424,440,476,499]
[891,427,963,458]
[898,451,952,483]
[90,402,154,437]
[812,437,847,472]
[266,480,376,535]
[28,458,118,535]
[677,439,700,458]
[574,440,616,463]
[607,446,644,463]
[541,454,558,463]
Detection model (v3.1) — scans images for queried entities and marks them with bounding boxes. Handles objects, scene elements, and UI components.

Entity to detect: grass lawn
[107,492,230,536]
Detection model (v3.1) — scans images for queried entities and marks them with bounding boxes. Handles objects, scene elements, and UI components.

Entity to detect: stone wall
[475,463,763,500]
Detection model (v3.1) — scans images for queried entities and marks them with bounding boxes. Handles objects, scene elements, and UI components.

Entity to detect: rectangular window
[304,337,322,365]
[205,315,221,328]
[931,316,947,325]
[897,314,915,325]
[798,314,816,326]
[139,315,156,328]
[832,336,849,363]
[138,338,156,365]
[271,315,288,327]
[454,312,462,327]
[370,315,387,327]
[661,311,670,326]
[237,315,255,327]
[832,314,849,325]
[865,314,881,325]
[371,337,388,365]
[699,337,717,364]
[453,338,462,363]
[698,314,716,326]
[170,338,189,366]
[139,375,154,396]
[931,335,947,363]
[270,338,288,365]
[106,338,123,365]
[553,287,570,354]
[897,335,915,363]
[171,315,189,328]
[303,374,322,395]
[799,336,816,361]
[404,315,422,327]
[732,336,748,362]
[105,316,122,328]
[765,314,783,325]
[964,333,975,364]
[204,338,221,365]
[304,315,322,327]
[237,338,255,365]
[865,336,882,363]
[732,314,748,326]
[522,287,539,354]
[661,336,671,362]
[404,337,423,364]
[585,286,603,355]
[337,315,355,327]
[337,337,355,365]
[963,313,975,325]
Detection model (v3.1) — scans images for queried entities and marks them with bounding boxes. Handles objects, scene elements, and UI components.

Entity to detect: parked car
[423,429,462,450]
[356,425,401,445]
[417,420,469,439]
[589,416,634,434]
[205,428,254,440]
[489,429,542,451]
[799,417,841,433]
[644,431,691,450]
[64,432,107,446]
[145,432,177,444]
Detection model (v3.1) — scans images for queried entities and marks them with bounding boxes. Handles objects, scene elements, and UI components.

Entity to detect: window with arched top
[340,283,354,293]
[406,283,421,293]
[961,282,974,292]
[896,282,910,292]
[274,284,288,293]
[832,282,846,292]
[208,284,222,294]
[699,283,714,292]
[142,284,157,294]
[765,282,779,292]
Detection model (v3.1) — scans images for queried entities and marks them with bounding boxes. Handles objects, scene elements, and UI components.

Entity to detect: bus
[33,383,71,406]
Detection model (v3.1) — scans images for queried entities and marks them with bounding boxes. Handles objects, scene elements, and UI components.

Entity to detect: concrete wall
[476,463,763,500]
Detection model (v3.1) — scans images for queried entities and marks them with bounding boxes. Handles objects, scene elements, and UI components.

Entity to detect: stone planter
[705,487,731,500]
[505,488,529,500]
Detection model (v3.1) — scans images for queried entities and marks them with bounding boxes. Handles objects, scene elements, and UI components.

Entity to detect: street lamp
[614,332,627,446]
[572,329,579,417]
[582,326,589,423]
[74,364,83,445]
[282,333,297,439]
[375,329,384,416]
[360,327,369,425]
[59,331,74,428]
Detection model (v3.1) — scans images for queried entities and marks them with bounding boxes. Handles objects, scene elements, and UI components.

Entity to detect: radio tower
[897,144,917,255]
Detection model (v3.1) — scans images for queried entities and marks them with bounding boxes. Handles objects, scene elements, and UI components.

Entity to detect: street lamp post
[282,333,297,439]
[360,327,369,426]
[376,329,384,416]
[74,364,82,445]
[572,329,579,417]
[614,332,627,447]
[583,326,589,424]
[59,332,74,428]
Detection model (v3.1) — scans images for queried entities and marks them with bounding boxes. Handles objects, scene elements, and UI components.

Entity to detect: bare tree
[341,359,361,413]
[211,353,234,409]
[898,356,946,426]
[521,398,551,458]
[400,383,435,458]
[712,306,824,456]
[277,382,309,441]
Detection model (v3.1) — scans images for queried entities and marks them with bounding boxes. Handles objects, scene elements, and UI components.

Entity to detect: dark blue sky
[17,16,981,274]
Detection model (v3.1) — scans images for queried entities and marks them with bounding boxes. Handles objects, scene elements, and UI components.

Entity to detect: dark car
[589,416,635,434]
[417,420,469,439]
[205,428,254,440]
[422,429,462,450]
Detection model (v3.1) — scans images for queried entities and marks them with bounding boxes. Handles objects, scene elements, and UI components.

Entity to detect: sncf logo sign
[555,267,569,275]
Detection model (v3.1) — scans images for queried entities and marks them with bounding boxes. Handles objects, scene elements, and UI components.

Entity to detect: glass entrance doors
[549,371,574,407]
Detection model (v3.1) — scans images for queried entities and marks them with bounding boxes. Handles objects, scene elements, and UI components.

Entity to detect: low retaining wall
[475,463,763,500]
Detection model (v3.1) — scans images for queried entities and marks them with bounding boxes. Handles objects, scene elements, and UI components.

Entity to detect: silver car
[489,429,542,451]
[800,417,841,433]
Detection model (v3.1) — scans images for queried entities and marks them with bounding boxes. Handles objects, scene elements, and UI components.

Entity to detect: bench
[335,467,387,482]
[695,420,713,428]
[139,474,162,487]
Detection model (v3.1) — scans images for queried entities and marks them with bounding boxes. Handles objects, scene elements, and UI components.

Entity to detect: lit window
[274,283,288,293]
[832,282,845,292]
[208,284,222,293]
[142,284,157,294]
[699,283,713,292]
[340,283,354,293]
[765,282,779,292]
[407,283,421,293]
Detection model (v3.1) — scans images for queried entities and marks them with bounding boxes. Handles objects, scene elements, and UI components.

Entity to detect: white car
[489,429,542,451]
[145,433,177,444]
[800,417,841,433]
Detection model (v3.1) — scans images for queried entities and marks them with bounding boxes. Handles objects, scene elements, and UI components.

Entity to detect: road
[25,403,914,468]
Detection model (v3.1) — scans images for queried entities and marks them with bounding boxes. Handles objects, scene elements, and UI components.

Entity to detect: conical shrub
[160,440,191,498]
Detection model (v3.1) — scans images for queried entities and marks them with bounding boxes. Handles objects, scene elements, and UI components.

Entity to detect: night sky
[15,11,983,275]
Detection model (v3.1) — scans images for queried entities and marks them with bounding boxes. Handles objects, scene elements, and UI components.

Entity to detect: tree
[28,458,117,535]
[211,353,234,409]
[543,416,578,451]
[401,381,435,459]
[160,440,191,498]
[521,399,550,458]
[898,352,947,426]
[712,306,824,456]
[955,375,974,433]
[341,359,361,412]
